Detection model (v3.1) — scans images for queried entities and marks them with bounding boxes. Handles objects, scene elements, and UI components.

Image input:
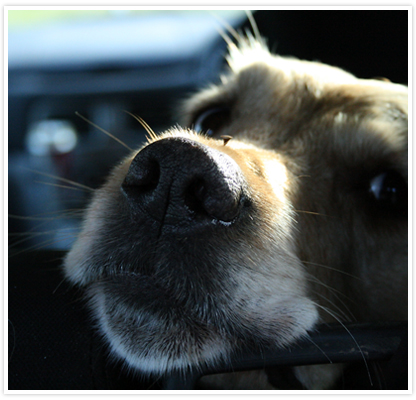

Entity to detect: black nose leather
[121,137,245,226]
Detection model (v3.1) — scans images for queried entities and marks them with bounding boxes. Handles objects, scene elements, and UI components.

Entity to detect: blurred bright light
[26,120,78,156]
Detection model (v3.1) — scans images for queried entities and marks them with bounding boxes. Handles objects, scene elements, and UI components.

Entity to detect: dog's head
[64,38,408,386]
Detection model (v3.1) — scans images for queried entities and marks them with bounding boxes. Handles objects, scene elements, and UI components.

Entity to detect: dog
[63,35,408,389]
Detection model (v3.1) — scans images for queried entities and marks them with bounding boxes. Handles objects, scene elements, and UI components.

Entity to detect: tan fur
[64,38,407,389]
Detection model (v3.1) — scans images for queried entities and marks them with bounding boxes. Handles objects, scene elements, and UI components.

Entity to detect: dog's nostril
[136,159,160,192]
[185,176,242,222]
[121,158,160,197]
[184,178,209,216]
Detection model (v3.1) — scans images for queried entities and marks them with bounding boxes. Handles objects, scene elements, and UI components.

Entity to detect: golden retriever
[63,35,408,389]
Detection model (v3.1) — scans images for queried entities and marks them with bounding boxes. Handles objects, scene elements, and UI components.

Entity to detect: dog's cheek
[63,161,132,286]
[231,155,320,341]
[347,217,408,320]
[63,191,112,286]
[244,256,318,327]
[221,209,319,346]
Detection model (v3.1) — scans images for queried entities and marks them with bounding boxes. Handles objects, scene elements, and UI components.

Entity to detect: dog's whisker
[146,374,166,390]
[209,12,240,44]
[294,210,335,218]
[33,180,92,193]
[9,214,63,222]
[123,110,158,141]
[8,233,46,249]
[65,293,91,307]
[307,276,357,307]
[313,290,356,322]
[9,232,43,237]
[314,303,373,386]
[302,260,362,281]
[314,301,346,324]
[244,11,261,44]
[9,211,82,249]
[30,208,84,217]
[305,274,358,312]
[9,209,84,221]
[9,233,78,252]
[52,277,71,295]
[75,111,133,151]
[9,229,76,240]
[19,167,95,192]
[9,226,78,236]
[9,225,79,249]
[216,27,234,49]
[303,335,333,364]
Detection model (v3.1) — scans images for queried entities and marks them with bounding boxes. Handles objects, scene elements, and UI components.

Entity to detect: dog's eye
[369,170,407,217]
[193,107,230,137]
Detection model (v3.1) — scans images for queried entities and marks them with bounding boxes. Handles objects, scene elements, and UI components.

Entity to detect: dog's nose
[121,137,245,226]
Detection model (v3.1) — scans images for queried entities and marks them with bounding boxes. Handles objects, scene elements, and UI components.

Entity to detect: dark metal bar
[162,321,407,390]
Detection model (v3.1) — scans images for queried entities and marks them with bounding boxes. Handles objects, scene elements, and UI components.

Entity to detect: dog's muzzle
[121,137,246,228]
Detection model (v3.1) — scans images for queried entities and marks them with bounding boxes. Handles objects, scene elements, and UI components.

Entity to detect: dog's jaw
[87,271,318,375]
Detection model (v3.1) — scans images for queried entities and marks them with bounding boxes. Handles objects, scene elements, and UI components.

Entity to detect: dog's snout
[121,137,245,225]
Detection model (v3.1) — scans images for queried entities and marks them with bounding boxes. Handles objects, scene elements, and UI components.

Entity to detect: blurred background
[8,9,408,253]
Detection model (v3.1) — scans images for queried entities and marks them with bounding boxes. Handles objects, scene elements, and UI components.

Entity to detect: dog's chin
[87,271,319,376]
